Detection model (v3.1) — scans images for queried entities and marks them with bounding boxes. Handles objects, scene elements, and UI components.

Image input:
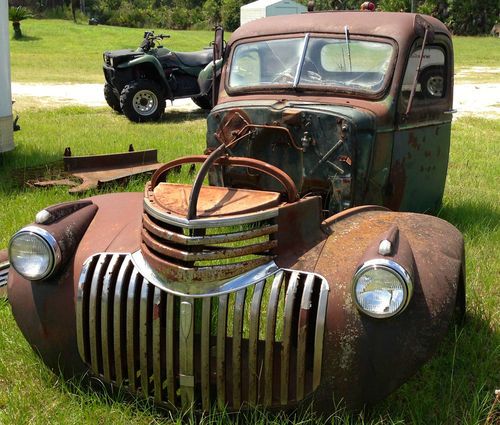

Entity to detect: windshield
[229,36,393,94]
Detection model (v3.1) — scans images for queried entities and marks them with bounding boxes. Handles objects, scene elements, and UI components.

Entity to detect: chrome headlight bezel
[352,258,413,319]
[8,226,61,281]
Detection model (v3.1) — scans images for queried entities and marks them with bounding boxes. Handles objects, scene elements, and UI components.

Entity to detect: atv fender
[118,56,173,99]
[198,58,223,96]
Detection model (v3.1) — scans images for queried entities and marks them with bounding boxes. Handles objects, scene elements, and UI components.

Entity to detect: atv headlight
[352,259,413,318]
[9,226,61,281]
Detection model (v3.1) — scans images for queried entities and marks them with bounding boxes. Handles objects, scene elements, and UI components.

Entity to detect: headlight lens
[353,259,412,318]
[9,227,60,281]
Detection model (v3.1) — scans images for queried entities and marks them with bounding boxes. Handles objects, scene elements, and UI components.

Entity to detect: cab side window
[400,45,446,107]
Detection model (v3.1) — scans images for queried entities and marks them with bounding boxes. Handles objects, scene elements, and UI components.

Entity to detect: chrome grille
[142,200,280,283]
[0,260,8,294]
[77,253,329,410]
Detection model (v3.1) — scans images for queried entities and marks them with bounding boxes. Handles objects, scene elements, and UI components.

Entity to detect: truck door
[390,37,453,213]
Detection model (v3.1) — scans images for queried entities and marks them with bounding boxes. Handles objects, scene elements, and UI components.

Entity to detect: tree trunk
[12,21,22,39]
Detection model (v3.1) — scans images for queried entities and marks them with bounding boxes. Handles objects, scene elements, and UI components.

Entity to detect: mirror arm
[404,27,430,118]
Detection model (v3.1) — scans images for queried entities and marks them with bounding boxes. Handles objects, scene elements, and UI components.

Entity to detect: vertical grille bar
[280,271,300,405]
[101,254,121,381]
[216,294,228,408]
[232,288,246,407]
[76,256,98,363]
[126,269,140,392]
[152,287,163,403]
[165,293,176,406]
[248,279,265,405]
[89,254,110,374]
[139,279,150,397]
[296,274,315,401]
[313,280,329,390]
[179,298,195,407]
[201,297,211,411]
[264,271,284,405]
[113,256,132,386]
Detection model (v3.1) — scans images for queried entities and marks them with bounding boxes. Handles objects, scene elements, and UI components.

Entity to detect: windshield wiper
[344,25,352,72]
[293,33,311,88]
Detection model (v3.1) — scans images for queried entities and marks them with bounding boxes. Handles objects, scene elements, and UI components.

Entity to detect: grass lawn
[1,18,499,425]
[9,19,215,83]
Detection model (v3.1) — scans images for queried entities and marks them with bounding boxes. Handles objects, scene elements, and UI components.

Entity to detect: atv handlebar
[140,31,171,52]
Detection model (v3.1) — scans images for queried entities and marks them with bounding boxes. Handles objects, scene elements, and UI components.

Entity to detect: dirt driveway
[11,80,500,119]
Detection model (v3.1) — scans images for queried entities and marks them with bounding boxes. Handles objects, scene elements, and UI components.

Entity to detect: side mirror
[414,14,434,42]
[213,25,225,61]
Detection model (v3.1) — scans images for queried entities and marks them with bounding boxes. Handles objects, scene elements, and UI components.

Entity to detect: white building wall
[0,0,14,153]
[241,0,306,27]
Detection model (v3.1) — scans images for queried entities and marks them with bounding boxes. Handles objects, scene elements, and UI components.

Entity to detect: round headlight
[8,227,60,281]
[352,259,413,318]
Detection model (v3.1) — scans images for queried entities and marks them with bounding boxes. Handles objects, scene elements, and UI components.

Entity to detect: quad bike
[103,31,216,122]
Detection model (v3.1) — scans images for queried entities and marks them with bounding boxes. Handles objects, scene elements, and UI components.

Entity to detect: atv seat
[172,50,213,68]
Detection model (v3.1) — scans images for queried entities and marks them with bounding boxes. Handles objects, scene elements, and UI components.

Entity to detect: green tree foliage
[8,0,500,35]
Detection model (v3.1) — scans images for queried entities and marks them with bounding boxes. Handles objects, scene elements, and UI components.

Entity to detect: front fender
[7,193,143,376]
[313,208,464,409]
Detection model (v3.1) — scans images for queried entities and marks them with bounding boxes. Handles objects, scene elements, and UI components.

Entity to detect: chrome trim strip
[232,288,246,407]
[201,297,211,410]
[313,280,329,390]
[179,297,195,407]
[76,256,96,362]
[264,271,283,405]
[144,198,279,229]
[280,271,299,404]
[152,287,163,403]
[139,279,150,397]
[126,269,140,392]
[216,294,228,408]
[296,273,315,401]
[248,279,265,405]
[89,254,108,374]
[144,213,278,246]
[165,293,175,405]
[131,250,279,297]
[101,254,120,381]
[113,256,132,386]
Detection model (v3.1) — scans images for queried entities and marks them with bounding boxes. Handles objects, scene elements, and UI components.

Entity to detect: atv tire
[120,80,165,122]
[191,91,212,110]
[104,83,122,113]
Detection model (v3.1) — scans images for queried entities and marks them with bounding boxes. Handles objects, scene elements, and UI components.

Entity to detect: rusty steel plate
[153,183,282,217]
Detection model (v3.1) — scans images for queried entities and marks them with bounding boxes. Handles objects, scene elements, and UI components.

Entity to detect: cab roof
[229,11,450,44]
